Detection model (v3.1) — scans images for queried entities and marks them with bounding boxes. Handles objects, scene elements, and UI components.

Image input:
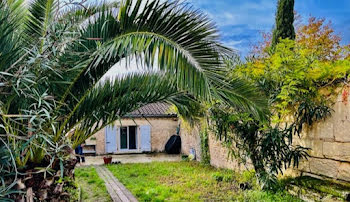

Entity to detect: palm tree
[0,0,268,200]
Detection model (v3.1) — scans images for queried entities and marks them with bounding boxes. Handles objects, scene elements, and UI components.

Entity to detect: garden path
[95,166,138,202]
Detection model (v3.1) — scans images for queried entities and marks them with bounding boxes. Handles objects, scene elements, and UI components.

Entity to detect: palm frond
[66,73,184,144]
[214,77,270,121]
[55,0,268,128]
[59,0,229,114]
[24,0,57,48]
[58,1,120,23]
[53,4,121,107]
[0,0,26,72]
[90,0,228,100]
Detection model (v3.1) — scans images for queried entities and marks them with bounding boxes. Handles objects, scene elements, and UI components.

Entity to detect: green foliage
[62,176,80,201]
[208,38,349,189]
[0,0,267,199]
[209,105,310,190]
[200,129,210,165]
[240,39,343,123]
[271,0,295,48]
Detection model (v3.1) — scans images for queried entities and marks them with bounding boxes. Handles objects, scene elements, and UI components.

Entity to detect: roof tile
[126,103,177,118]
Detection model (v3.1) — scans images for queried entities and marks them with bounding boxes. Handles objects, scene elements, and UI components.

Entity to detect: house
[84,103,179,155]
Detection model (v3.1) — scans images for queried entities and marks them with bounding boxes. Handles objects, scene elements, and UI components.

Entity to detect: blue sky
[104,0,350,78]
[187,0,350,57]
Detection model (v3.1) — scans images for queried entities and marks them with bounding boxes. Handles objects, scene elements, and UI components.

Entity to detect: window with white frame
[120,126,137,150]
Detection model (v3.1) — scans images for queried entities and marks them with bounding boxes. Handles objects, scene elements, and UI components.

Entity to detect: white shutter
[140,125,151,152]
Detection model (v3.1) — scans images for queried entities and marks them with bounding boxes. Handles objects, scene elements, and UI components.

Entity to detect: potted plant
[103,156,112,164]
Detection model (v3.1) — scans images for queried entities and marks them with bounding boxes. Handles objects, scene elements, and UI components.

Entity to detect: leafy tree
[209,105,311,190]
[0,0,267,200]
[253,15,349,61]
[210,36,350,189]
[297,17,344,61]
[271,0,295,48]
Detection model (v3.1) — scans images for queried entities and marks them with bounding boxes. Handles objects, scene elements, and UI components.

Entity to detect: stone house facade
[85,103,179,155]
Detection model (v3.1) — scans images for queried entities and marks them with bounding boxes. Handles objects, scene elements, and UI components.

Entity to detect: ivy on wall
[200,128,210,165]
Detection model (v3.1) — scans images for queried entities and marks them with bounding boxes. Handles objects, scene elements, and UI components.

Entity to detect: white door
[105,125,117,153]
[140,125,151,152]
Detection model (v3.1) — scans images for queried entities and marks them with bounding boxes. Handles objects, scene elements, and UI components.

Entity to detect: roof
[125,103,177,118]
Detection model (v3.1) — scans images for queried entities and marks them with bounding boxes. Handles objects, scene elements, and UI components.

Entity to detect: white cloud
[102,54,160,81]
[189,0,276,30]
[225,40,243,48]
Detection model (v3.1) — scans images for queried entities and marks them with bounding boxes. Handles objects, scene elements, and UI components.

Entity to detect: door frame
[117,125,140,153]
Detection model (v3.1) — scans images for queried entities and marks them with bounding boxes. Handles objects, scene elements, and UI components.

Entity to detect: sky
[187,0,350,57]
[102,0,350,78]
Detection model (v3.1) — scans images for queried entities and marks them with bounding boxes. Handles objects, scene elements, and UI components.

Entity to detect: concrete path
[80,153,181,166]
[95,166,138,202]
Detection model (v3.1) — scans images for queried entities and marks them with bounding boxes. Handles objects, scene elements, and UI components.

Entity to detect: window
[129,126,137,149]
[119,126,137,150]
[120,127,128,149]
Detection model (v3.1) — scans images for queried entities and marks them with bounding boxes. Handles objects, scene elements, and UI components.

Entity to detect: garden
[1,0,350,201]
[75,162,350,201]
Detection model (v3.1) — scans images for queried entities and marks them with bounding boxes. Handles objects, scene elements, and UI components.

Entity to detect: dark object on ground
[346,193,350,201]
[103,156,112,164]
[111,161,121,164]
[239,182,252,190]
[181,155,189,160]
[165,135,181,154]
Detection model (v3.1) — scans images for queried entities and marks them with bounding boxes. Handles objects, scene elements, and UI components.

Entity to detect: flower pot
[103,156,112,164]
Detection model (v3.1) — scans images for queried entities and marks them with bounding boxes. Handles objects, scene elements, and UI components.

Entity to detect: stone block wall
[295,91,350,182]
[180,124,244,170]
[180,124,201,161]
[208,134,246,171]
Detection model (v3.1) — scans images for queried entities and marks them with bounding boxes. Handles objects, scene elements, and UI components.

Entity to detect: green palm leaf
[67,73,186,145]
[0,0,269,177]
[24,0,57,47]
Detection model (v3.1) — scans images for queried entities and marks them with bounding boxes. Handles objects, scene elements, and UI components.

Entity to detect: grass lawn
[75,167,112,202]
[107,161,301,202]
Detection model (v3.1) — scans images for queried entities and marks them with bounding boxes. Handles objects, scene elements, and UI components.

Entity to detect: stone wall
[208,134,246,171]
[180,124,244,170]
[295,90,350,182]
[179,88,350,182]
[180,124,201,161]
[89,117,179,155]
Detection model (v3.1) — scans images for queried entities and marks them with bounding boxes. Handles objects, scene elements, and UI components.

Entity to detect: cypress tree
[271,0,295,48]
